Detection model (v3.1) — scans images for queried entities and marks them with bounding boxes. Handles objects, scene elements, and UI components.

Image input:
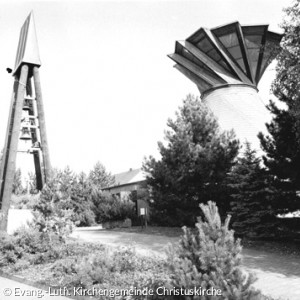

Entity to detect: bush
[165,201,263,300]
[0,227,67,268]
[0,232,20,267]
[11,194,40,209]
[32,173,76,240]
[48,245,166,294]
[32,167,96,228]
[92,189,135,223]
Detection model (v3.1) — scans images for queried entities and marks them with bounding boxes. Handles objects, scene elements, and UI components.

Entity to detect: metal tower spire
[14,11,41,75]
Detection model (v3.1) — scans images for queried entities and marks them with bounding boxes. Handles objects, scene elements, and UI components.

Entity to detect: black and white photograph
[0,0,299,299]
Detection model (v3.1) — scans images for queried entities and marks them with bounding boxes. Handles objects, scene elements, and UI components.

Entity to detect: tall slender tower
[168,22,283,149]
[0,12,51,231]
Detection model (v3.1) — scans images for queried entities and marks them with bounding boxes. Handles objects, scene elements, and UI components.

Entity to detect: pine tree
[58,167,95,226]
[258,0,300,212]
[167,201,262,300]
[34,167,96,229]
[144,94,239,226]
[88,161,115,189]
[33,170,74,240]
[227,143,279,239]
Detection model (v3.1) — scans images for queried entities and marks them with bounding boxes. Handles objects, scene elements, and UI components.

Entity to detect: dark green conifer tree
[144,95,239,226]
[258,0,300,212]
[227,143,279,239]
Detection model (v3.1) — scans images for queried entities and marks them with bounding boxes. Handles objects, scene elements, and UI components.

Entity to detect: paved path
[71,228,300,300]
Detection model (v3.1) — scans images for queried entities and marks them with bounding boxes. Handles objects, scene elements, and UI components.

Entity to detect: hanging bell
[23,99,31,111]
[20,127,32,140]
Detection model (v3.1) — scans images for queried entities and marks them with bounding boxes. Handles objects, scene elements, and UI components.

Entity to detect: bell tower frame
[0,12,51,231]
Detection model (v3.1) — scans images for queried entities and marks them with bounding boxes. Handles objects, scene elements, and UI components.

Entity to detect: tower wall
[203,85,270,150]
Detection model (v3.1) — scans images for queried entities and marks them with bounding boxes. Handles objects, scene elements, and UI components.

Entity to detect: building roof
[107,168,146,189]
[168,21,283,95]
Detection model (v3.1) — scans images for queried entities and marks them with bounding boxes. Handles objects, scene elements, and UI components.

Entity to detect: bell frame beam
[0,65,29,231]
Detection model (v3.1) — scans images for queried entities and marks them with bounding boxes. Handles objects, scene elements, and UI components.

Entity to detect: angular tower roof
[168,21,283,95]
[13,11,41,75]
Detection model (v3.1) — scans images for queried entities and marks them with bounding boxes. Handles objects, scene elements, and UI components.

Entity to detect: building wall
[203,85,271,151]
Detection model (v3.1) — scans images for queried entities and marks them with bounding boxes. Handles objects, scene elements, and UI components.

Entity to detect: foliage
[29,161,128,228]
[12,168,25,195]
[33,167,96,230]
[0,227,67,268]
[88,161,115,189]
[55,168,96,227]
[1,225,280,300]
[166,201,262,300]
[91,189,135,223]
[10,194,40,209]
[32,168,76,239]
[227,143,280,239]
[258,0,300,213]
[9,161,117,226]
[40,245,167,298]
[129,185,151,204]
[144,94,239,226]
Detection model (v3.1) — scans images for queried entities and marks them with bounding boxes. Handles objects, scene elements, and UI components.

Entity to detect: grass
[107,225,183,237]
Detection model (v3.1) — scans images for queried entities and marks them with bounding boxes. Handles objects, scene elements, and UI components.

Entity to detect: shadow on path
[243,248,300,278]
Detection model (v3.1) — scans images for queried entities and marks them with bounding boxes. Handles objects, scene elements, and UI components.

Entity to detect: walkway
[71,227,300,300]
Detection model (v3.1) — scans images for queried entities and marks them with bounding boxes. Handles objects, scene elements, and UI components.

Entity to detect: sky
[0,0,293,176]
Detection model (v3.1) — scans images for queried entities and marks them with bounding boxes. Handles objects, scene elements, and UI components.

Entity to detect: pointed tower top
[13,11,41,75]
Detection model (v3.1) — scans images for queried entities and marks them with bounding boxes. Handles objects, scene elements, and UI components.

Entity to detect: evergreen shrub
[129,202,273,300]
[0,227,66,268]
[165,201,266,299]
[92,189,135,223]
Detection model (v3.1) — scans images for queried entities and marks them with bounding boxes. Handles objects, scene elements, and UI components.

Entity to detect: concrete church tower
[0,12,51,231]
[169,22,283,149]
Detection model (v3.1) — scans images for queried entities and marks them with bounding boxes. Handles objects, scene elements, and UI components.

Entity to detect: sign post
[140,207,147,229]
